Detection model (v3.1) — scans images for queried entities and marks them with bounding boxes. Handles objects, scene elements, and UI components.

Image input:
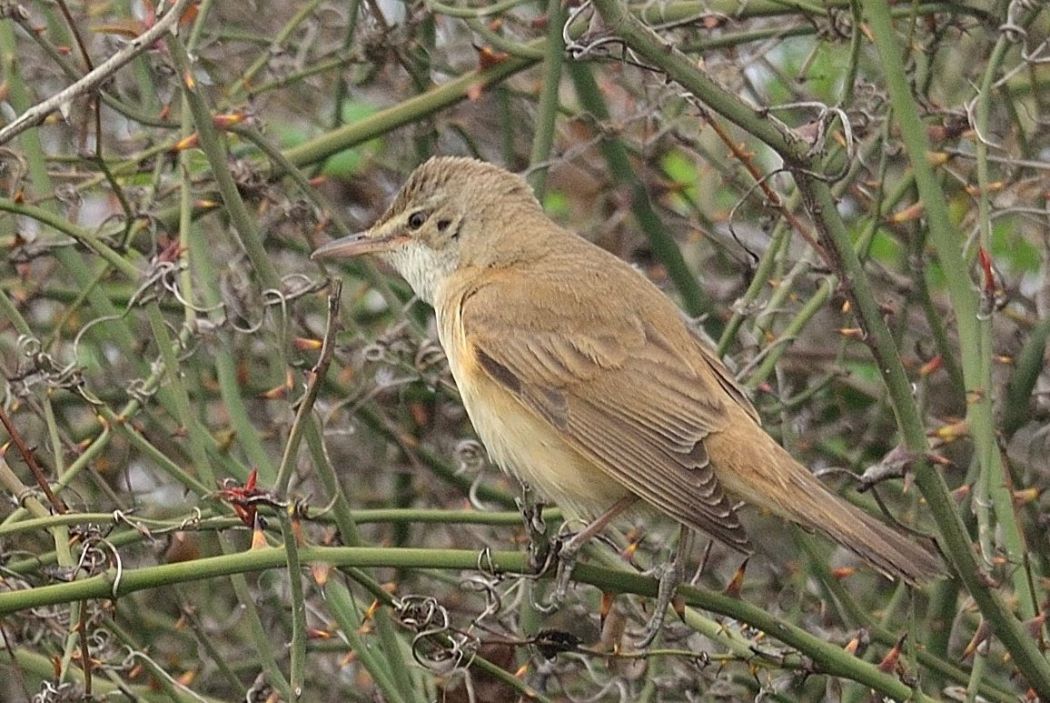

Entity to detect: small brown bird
[313,157,942,619]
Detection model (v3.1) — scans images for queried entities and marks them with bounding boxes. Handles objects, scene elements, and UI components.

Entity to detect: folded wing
[463,266,752,552]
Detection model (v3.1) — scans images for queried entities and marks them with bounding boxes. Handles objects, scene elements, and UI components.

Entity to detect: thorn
[918,354,942,377]
[250,515,267,550]
[877,633,907,673]
[600,591,614,631]
[212,111,248,129]
[1022,612,1046,639]
[977,247,996,295]
[830,566,857,580]
[962,620,991,659]
[311,562,331,586]
[930,419,969,443]
[888,201,924,223]
[171,133,199,152]
[290,504,304,545]
[1013,487,1041,506]
[965,181,1004,197]
[724,558,749,598]
[926,151,951,166]
[476,46,509,70]
[672,593,686,622]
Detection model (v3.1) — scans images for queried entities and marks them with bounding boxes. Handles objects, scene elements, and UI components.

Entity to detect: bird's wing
[461,264,752,552]
[689,329,761,424]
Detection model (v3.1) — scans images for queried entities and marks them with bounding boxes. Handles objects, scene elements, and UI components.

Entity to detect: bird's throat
[384,241,457,306]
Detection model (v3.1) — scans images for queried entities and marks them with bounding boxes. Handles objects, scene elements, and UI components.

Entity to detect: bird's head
[311,156,545,305]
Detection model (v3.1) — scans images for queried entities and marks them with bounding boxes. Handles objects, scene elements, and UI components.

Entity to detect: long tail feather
[707,408,944,583]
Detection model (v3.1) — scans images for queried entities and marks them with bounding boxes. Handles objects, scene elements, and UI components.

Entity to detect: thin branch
[0,0,196,145]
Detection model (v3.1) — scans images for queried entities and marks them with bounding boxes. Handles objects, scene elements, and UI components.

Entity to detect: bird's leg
[551,495,638,604]
[516,485,550,574]
[637,525,693,648]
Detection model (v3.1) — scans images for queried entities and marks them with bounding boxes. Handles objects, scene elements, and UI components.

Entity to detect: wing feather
[461,263,753,552]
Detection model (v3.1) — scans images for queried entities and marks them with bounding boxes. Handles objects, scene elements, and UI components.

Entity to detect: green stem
[0,546,942,701]
[281,48,540,170]
[526,0,567,198]
[969,8,1035,605]
[865,0,1035,614]
[588,0,1050,694]
[568,61,711,318]
[226,0,328,98]
[168,39,282,291]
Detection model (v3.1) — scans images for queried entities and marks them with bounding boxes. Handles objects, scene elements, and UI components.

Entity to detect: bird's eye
[407,211,427,230]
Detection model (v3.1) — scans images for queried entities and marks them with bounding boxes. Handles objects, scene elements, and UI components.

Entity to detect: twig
[701,107,826,259]
[274,279,342,497]
[0,407,67,513]
[0,0,196,145]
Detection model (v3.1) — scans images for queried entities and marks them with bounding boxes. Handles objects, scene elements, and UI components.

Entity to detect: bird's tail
[787,474,943,584]
[707,409,943,584]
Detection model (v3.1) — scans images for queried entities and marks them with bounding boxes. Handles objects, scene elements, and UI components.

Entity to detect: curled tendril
[0,146,28,193]
[1000,0,1036,43]
[50,185,81,210]
[10,333,102,406]
[414,338,448,376]
[117,649,211,703]
[112,510,157,543]
[394,595,480,674]
[262,274,327,308]
[396,594,448,632]
[453,439,486,474]
[459,572,503,623]
[125,375,158,405]
[817,8,853,41]
[568,656,630,703]
[73,535,116,578]
[177,507,204,531]
[128,259,193,310]
[0,3,31,22]
[32,681,81,703]
[361,341,387,364]
[244,673,276,703]
[467,469,502,512]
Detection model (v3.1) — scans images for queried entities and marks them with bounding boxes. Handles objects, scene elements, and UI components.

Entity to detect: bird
[312,156,943,638]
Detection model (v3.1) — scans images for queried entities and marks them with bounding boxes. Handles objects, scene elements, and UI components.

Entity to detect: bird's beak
[311,230,409,260]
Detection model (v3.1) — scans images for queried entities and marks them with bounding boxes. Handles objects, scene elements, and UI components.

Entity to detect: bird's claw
[529,535,579,614]
[553,537,581,603]
[531,586,561,614]
[518,491,552,575]
[528,539,552,575]
[636,557,684,648]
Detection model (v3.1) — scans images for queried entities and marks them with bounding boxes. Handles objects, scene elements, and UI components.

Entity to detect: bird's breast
[435,290,630,519]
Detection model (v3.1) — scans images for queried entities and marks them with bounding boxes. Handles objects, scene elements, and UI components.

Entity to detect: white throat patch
[382,240,457,307]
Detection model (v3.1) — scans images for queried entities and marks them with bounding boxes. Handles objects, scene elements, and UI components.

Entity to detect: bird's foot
[530,533,582,613]
[529,534,576,614]
[636,527,694,648]
[552,535,583,604]
[636,558,684,648]
[528,538,553,577]
[528,496,637,614]
[517,496,552,575]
